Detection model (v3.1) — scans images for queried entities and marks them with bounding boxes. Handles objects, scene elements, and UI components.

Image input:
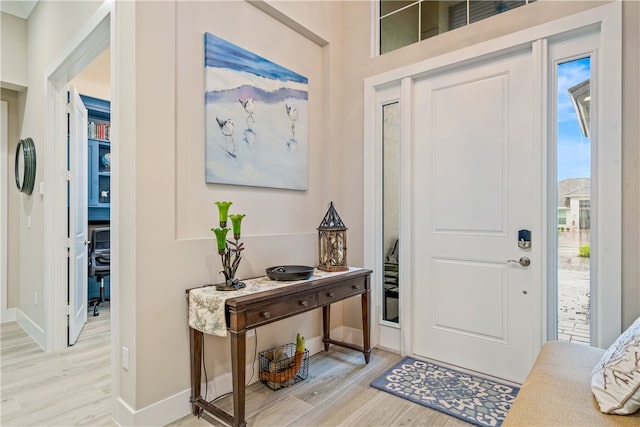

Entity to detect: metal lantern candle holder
[317,201,348,272]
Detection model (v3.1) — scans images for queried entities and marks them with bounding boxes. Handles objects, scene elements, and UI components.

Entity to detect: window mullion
[379,1,420,20]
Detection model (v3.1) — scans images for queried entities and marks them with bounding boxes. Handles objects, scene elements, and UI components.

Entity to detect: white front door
[411,47,540,383]
[68,88,88,346]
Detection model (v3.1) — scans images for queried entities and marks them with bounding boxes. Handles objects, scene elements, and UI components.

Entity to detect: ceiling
[1,1,38,19]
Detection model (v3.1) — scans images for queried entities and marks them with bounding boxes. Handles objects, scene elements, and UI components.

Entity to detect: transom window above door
[379,0,536,54]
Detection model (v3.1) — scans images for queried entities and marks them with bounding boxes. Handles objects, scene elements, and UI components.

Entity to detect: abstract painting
[204,32,309,190]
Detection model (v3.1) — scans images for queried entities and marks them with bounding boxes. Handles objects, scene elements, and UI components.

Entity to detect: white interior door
[68,87,88,345]
[411,47,540,383]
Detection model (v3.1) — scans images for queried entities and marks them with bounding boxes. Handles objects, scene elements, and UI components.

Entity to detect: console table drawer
[245,294,318,328]
[318,281,366,305]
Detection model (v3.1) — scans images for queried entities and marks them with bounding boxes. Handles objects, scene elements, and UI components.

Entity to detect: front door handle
[507,257,530,267]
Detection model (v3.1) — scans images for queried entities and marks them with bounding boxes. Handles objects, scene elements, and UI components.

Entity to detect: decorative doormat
[370,357,519,427]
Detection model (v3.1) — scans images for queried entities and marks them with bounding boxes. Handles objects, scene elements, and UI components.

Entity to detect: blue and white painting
[204,32,309,190]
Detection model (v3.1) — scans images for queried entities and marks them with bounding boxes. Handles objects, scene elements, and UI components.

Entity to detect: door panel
[433,259,506,342]
[68,88,88,346]
[432,74,507,234]
[412,48,537,383]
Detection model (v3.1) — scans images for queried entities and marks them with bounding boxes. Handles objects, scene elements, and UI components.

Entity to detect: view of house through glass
[383,102,400,323]
[557,57,591,344]
[379,0,536,54]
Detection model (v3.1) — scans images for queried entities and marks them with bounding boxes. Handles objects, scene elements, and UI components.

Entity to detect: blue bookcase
[81,95,111,222]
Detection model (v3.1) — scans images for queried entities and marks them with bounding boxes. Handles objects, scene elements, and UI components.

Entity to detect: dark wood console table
[187,268,372,427]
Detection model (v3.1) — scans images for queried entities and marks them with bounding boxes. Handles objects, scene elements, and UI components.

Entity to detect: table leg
[189,327,203,415]
[322,305,331,351]
[230,330,247,427]
[361,291,371,364]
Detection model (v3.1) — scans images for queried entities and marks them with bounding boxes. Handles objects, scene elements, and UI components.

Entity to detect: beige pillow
[591,317,640,414]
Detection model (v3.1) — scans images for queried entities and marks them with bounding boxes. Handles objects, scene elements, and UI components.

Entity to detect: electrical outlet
[121,346,129,371]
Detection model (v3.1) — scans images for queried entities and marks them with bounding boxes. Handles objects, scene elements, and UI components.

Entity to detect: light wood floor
[2,307,469,426]
[1,303,115,427]
[168,346,470,427]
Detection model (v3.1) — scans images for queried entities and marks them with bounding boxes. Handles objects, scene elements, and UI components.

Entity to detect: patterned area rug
[370,357,519,427]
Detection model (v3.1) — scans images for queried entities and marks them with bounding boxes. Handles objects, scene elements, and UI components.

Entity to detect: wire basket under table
[259,343,309,390]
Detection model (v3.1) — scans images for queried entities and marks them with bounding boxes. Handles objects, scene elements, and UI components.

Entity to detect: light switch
[122,347,129,371]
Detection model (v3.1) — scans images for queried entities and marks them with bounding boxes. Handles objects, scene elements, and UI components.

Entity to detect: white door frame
[1,100,11,323]
[43,0,111,352]
[364,1,621,354]
[544,29,608,346]
[365,81,410,352]
[43,0,116,416]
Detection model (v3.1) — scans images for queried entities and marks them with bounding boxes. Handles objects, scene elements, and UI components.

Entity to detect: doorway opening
[68,48,112,346]
[556,57,591,344]
[40,4,116,424]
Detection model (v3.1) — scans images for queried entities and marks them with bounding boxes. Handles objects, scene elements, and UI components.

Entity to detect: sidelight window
[556,57,591,344]
[382,102,400,323]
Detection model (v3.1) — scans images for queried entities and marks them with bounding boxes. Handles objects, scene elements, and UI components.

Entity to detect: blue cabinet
[81,95,110,222]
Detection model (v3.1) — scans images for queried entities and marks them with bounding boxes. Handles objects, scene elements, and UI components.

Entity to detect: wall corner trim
[247,1,329,47]
[15,309,46,350]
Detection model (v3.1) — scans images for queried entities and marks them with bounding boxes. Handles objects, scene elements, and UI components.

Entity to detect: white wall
[620,0,640,325]
[69,48,110,100]
[0,88,24,315]
[12,0,105,341]
[126,0,347,412]
[14,0,347,420]
[1,12,28,90]
[1,11,28,321]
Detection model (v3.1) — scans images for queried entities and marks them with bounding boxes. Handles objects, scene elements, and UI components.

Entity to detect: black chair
[88,227,110,316]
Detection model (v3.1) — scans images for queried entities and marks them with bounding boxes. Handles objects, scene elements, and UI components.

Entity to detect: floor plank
[169,346,473,427]
[1,303,115,427]
[2,305,471,426]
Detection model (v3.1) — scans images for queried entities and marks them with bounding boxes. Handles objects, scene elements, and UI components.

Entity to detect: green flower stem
[218,239,244,283]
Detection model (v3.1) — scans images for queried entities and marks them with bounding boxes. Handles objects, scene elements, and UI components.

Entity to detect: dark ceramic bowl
[266,265,315,281]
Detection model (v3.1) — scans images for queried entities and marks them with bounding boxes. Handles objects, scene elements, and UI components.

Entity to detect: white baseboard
[15,308,46,350]
[336,325,364,346]
[1,306,16,323]
[113,327,363,426]
[115,391,191,427]
[114,397,136,427]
